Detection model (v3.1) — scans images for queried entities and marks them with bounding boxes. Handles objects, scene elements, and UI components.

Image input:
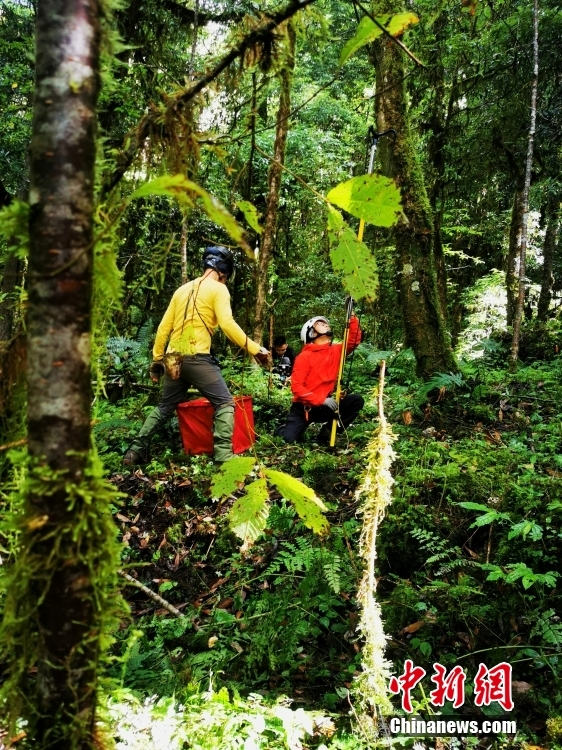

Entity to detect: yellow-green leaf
[265,469,329,536]
[327,207,378,302]
[228,478,270,547]
[211,456,256,498]
[339,13,419,65]
[327,174,402,228]
[236,200,263,235]
[131,174,253,257]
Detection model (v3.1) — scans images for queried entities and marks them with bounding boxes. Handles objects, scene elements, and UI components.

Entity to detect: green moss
[0,448,127,747]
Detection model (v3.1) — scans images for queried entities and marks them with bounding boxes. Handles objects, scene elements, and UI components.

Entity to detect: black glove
[149,360,165,380]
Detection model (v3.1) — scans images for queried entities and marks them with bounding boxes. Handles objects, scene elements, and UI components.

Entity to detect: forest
[0,0,560,747]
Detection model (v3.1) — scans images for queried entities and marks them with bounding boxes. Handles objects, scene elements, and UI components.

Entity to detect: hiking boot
[123,449,143,467]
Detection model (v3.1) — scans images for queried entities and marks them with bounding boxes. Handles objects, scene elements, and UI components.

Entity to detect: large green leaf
[327,207,378,302]
[131,174,253,256]
[210,456,256,498]
[265,469,329,536]
[327,174,402,228]
[236,200,263,235]
[228,478,270,547]
[339,13,419,65]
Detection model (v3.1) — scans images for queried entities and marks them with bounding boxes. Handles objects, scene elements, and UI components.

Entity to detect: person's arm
[214,284,261,355]
[152,293,177,360]
[290,353,317,404]
[346,315,362,352]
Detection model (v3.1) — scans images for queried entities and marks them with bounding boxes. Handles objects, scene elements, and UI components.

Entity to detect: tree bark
[19,0,101,741]
[505,182,524,328]
[537,190,560,321]
[253,22,296,343]
[510,0,539,365]
[372,11,456,378]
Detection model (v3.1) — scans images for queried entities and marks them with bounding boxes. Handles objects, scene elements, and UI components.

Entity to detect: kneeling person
[277,314,364,444]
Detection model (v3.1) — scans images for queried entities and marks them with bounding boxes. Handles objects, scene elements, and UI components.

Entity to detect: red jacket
[290,316,362,406]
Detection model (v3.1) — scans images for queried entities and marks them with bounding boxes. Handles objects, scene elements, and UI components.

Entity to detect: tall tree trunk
[426,12,455,319]
[372,10,456,378]
[537,190,560,321]
[1,0,108,744]
[505,182,524,327]
[510,0,539,365]
[253,22,296,344]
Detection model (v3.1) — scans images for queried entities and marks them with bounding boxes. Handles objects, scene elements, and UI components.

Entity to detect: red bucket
[176,396,255,456]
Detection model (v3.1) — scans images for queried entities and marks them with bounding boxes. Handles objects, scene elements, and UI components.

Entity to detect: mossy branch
[352,361,397,720]
[102,0,318,195]
[119,570,184,617]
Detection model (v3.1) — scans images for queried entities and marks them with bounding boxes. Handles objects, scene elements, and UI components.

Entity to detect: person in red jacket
[277,313,364,444]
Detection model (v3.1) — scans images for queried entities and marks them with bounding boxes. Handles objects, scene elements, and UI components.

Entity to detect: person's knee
[347,394,364,410]
[215,402,234,414]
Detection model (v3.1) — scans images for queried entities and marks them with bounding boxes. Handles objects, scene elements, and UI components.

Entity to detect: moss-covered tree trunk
[372,12,456,378]
[253,22,295,343]
[2,0,107,744]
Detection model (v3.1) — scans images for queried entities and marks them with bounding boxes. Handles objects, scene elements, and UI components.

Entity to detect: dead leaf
[218,597,233,609]
[512,680,533,694]
[401,621,424,635]
[402,409,412,425]
[115,513,131,523]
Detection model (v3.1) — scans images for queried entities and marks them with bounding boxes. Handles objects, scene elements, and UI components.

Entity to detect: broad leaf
[210,456,256,498]
[228,478,270,547]
[327,174,402,228]
[327,207,378,302]
[131,174,195,204]
[236,200,263,235]
[131,174,253,256]
[265,469,329,536]
[340,13,419,65]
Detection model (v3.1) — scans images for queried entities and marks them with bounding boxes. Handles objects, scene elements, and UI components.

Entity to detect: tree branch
[102,0,317,195]
[119,570,184,617]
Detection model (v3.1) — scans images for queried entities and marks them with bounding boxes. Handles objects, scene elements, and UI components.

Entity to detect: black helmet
[202,246,234,278]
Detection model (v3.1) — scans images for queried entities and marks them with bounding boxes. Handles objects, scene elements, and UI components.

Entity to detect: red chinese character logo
[474,662,514,711]
[389,659,427,713]
[429,662,467,708]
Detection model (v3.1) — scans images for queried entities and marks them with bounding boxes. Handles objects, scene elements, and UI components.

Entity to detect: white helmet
[300,316,331,343]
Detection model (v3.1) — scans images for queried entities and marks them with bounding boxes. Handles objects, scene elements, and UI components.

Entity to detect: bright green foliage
[236,199,263,235]
[229,478,270,549]
[210,456,256,498]
[326,207,378,302]
[0,200,29,259]
[326,174,402,228]
[339,13,419,65]
[211,458,329,545]
[264,468,329,536]
[131,174,252,256]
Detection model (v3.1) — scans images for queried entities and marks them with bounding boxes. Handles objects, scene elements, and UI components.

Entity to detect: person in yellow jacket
[124,246,270,466]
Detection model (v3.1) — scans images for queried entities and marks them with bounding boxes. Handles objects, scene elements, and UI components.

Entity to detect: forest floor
[96,354,562,749]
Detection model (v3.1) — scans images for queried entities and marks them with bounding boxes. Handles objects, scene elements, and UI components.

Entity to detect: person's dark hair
[273,335,287,347]
[202,246,234,278]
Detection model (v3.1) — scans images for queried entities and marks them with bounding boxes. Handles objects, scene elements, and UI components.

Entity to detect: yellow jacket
[153,275,261,359]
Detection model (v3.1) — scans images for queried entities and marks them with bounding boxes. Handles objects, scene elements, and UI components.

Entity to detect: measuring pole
[329,128,395,447]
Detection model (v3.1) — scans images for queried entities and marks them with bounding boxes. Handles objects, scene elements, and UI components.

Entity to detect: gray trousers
[131,354,235,462]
